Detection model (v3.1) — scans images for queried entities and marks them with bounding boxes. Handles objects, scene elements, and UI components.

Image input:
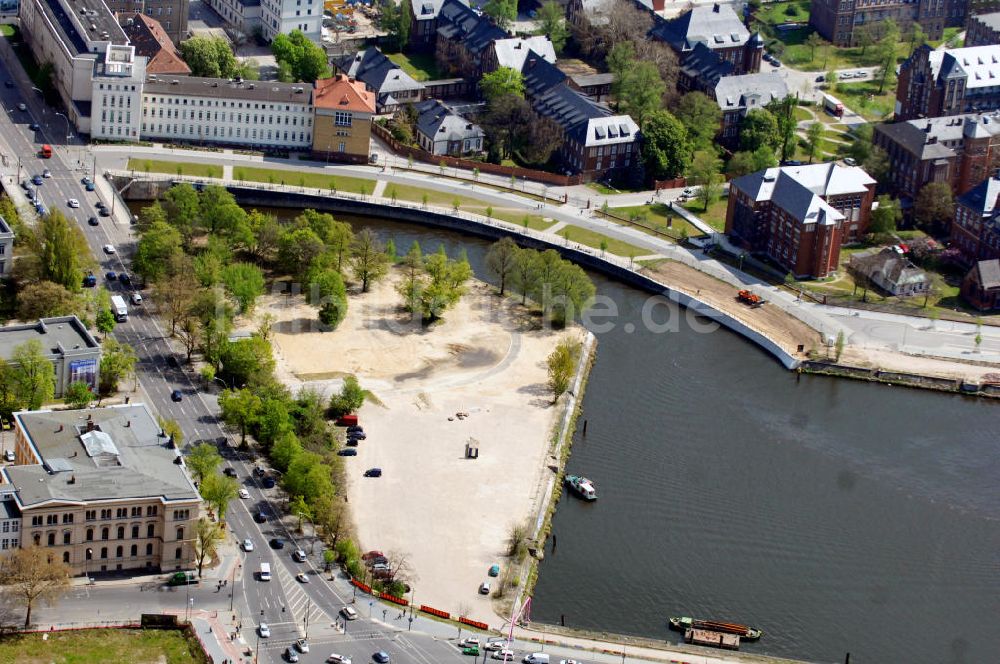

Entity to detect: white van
[523,655,549,664]
[259,562,271,581]
[130,293,142,305]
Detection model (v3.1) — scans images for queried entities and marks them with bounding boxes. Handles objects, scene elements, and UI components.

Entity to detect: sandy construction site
[249,272,581,623]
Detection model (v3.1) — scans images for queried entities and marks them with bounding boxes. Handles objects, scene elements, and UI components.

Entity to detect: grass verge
[127,158,222,178]
[0,628,209,664]
[607,203,705,239]
[384,51,443,82]
[555,226,646,257]
[234,166,373,194]
[681,199,728,232]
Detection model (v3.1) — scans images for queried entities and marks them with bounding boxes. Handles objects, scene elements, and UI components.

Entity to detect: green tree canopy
[613,56,665,125]
[328,375,366,417]
[480,67,525,103]
[536,1,568,53]
[869,195,901,235]
[271,30,330,82]
[218,335,275,389]
[186,442,222,484]
[179,36,241,78]
[98,337,136,395]
[220,262,266,315]
[12,340,55,410]
[740,109,781,152]
[36,210,89,292]
[350,228,390,292]
[200,473,239,522]
[16,281,76,321]
[309,268,348,329]
[219,388,263,444]
[674,91,722,151]
[134,220,184,282]
[641,110,693,180]
[482,0,516,30]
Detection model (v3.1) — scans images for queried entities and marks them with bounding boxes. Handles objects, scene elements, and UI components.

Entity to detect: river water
[135,203,1000,663]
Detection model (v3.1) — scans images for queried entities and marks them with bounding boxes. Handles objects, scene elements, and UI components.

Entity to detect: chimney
[713,2,720,12]
[56,424,63,433]
[927,135,937,144]
[86,420,95,432]
[125,420,131,428]
[68,475,76,485]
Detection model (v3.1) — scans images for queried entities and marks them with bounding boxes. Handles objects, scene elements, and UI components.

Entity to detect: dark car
[98,207,111,217]
[104,271,116,281]
[87,216,98,226]
[81,177,93,186]
[348,431,367,441]
[347,425,364,434]
[815,75,825,82]
[253,466,266,477]
[85,181,95,191]
[269,538,285,549]
[31,175,43,186]
[28,123,39,131]
[345,437,359,447]
[373,651,391,663]
[262,476,276,489]
[82,273,97,288]
[223,467,238,478]
[118,273,131,285]
[95,201,106,210]
[170,389,183,402]
[337,448,357,457]
[254,511,268,523]
[166,355,180,368]
[364,468,382,478]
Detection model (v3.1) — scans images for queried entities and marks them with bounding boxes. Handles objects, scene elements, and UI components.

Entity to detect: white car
[42,169,51,178]
[67,199,79,208]
[103,244,115,254]
[130,293,143,305]
[243,538,254,552]
[479,581,491,595]
[559,660,582,664]
[238,488,250,499]
[484,641,507,652]
[491,650,514,661]
[295,572,309,583]
[258,623,271,638]
[340,606,358,621]
[295,638,310,653]
[459,638,481,648]
[326,655,350,664]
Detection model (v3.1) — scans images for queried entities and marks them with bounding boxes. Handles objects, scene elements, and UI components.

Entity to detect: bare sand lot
[246,273,580,624]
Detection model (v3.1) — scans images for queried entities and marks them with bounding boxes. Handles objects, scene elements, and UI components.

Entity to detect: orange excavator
[737,289,765,308]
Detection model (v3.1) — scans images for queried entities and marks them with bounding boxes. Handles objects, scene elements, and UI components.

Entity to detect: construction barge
[685,628,740,650]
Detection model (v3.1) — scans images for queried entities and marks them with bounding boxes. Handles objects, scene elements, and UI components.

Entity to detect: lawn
[383,183,554,228]
[681,199,728,232]
[127,158,222,178]
[0,24,17,38]
[608,203,706,240]
[233,166,373,194]
[792,105,813,122]
[586,181,644,195]
[556,225,647,258]
[833,80,896,122]
[755,0,811,25]
[385,51,443,82]
[0,628,209,664]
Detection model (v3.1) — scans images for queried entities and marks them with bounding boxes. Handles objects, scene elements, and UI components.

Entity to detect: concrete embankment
[112,173,801,371]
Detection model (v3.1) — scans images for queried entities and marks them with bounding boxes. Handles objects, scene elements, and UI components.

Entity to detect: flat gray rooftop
[0,317,98,361]
[38,0,126,57]
[5,404,200,507]
[144,77,314,105]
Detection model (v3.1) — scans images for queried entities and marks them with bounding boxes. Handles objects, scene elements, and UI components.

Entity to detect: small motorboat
[564,474,597,500]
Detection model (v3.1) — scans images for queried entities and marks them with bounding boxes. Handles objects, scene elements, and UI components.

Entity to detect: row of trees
[179,36,258,80]
[397,243,472,323]
[485,237,596,325]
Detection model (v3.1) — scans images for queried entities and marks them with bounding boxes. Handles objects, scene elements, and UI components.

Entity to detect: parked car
[81,177,93,186]
[103,244,116,254]
[285,647,300,662]
[488,564,500,577]
[844,157,857,166]
[118,273,131,285]
[98,206,111,217]
[167,571,198,586]
[270,538,285,549]
[42,169,51,178]
[815,75,825,82]
[243,538,254,552]
[3,449,14,462]
[223,467,238,477]
[105,271,117,281]
[326,655,350,664]
[337,448,357,457]
[491,651,514,661]
[484,641,506,652]
[361,550,384,560]
[346,425,364,434]
[31,175,43,186]
[479,581,491,594]
[364,468,382,478]
[346,438,359,447]
[85,181,95,191]
[262,476,276,489]
[459,638,481,649]
[348,431,367,441]
[130,293,143,305]
[366,556,388,567]
[463,646,480,656]
[239,488,250,499]
[82,273,97,288]
[259,623,271,638]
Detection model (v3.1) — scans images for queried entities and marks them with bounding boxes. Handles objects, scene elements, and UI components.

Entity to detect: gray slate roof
[0,316,98,363]
[732,163,877,225]
[436,0,506,56]
[957,175,1000,217]
[975,259,1000,289]
[714,72,788,111]
[973,11,1000,31]
[337,48,424,97]
[4,405,200,508]
[414,99,484,143]
[652,4,750,52]
[928,45,1000,90]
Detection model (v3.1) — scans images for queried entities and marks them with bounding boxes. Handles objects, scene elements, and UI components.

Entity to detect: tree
[197,185,246,236]
[37,210,88,292]
[284,451,335,505]
[98,338,136,395]
[688,151,723,212]
[481,93,532,161]
[856,22,876,56]
[846,123,874,168]
[546,339,581,401]
[914,182,954,234]
[0,546,70,628]
[804,122,824,164]
[547,262,595,326]
[398,247,473,322]
[179,36,241,78]
[875,21,900,94]
[279,227,326,281]
[486,237,518,296]
[271,430,303,472]
[186,442,222,484]
[379,0,410,50]
[869,195,901,235]
[194,518,224,578]
[153,254,199,335]
[271,30,330,82]
[480,67,524,103]
[329,375,366,417]
[740,109,781,152]
[521,113,564,165]
[805,32,825,63]
[674,91,722,151]
[309,268,348,329]
[511,247,541,305]
[63,380,92,409]
[727,147,777,177]
[483,0,516,30]
[12,340,54,410]
[863,145,890,183]
[220,263,266,315]
[134,221,184,283]
[95,308,116,337]
[350,228,390,292]
[17,281,76,321]
[641,110,692,180]
[219,388,263,444]
[767,96,798,163]
[200,473,239,522]
[159,418,183,446]
[615,60,665,126]
[218,335,274,388]
[162,183,201,244]
[536,1,568,53]
[909,22,928,52]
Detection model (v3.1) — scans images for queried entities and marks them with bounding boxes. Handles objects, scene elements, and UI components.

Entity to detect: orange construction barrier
[419,605,450,619]
[351,578,371,594]
[380,592,408,606]
[458,616,489,630]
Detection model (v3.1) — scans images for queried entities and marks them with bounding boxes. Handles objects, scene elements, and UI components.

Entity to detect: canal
[134,202,1000,663]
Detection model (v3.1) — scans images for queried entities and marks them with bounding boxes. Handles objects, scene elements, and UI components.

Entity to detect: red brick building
[651,4,763,76]
[809,0,964,48]
[951,174,1000,263]
[961,259,1000,309]
[725,164,877,278]
[895,44,1000,121]
[964,11,1000,46]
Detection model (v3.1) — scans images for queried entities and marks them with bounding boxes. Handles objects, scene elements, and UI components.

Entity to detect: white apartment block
[207,0,262,38]
[260,0,320,42]
[91,43,146,141]
[140,77,314,149]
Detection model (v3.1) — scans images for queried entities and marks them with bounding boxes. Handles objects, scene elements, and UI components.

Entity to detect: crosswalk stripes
[269,554,331,632]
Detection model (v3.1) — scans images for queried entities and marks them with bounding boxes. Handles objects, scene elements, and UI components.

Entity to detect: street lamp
[85,548,93,584]
[295,511,317,554]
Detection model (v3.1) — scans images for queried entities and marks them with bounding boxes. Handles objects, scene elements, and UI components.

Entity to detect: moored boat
[564,474,597,500]
[669,616,762,640]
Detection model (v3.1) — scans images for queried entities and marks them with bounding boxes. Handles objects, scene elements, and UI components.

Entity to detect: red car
[361,550,384,561]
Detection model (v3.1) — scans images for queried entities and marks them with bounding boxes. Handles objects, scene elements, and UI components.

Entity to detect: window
[175,547,182,560]
[86,548,93,560]
[63,531,71,544]
[130,544,137,557]
[100,547,108,559]
[47,532,55,546]
[131,525,140,539]
[117,526,125,540]
[176,527,184,541]
[63,551,70,564]
[31,516,42,526]
[62,513,73,524]
[146,543,153,556]
[47,514,57,525]
[86,528,94,541]
[33,534,40,546]
[339,142,346,153]
[116,546,123,558]
[101,527,109,540]
[86,510,96,521]
[131,507,141,518]
[101,509,111,520]
[335,112,353,127]
[173,510,189,521]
